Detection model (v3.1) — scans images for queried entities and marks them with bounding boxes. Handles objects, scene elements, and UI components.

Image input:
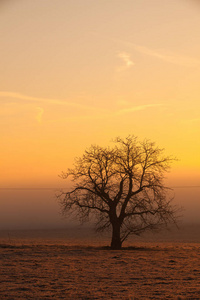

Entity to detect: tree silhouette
[58,135,178,249]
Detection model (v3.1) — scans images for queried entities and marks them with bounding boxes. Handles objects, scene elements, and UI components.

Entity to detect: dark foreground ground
[1,241,200,299]
[0,227,200,300]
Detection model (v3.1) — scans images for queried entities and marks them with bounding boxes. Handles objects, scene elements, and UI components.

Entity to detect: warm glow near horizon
[1,0,200,188]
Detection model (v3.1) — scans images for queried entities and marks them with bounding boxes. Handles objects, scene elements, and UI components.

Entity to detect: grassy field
[0,227,200,299]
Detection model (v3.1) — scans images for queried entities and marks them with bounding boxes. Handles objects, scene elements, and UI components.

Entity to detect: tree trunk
[111,222,122,250]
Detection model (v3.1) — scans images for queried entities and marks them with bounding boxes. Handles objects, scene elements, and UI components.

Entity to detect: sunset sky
[1,0,200,191]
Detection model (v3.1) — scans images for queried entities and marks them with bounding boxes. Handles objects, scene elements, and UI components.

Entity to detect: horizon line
[1,186,200,190]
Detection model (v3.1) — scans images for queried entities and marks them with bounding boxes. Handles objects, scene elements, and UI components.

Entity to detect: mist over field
[0,187,200,231]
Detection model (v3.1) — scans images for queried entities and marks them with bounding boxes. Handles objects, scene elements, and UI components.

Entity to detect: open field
[1,243,200,299]
[0,227,200,299]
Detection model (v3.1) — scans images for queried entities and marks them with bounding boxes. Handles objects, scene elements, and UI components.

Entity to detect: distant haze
[0,189,67,230]
[0,187,200,231]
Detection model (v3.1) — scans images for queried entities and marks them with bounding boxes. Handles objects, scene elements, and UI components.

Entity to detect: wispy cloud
[133,44,200,67]
[115,39,200,67]
[50,103,163,122]
[0,91,95,110]
[36,107,44,123]
[117,52,135,71]
[0,91,163,123]
[115,103,163,116]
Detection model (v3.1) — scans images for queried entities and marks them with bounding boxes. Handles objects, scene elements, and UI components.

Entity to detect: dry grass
[1,241,200,299]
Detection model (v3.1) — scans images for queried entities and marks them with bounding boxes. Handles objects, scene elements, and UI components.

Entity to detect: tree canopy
[58,135,178,249]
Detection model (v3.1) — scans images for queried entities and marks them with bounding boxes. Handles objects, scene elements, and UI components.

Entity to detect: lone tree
[58,136,178,249]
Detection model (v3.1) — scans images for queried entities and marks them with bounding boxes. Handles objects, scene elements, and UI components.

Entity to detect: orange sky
[1,0,200,188]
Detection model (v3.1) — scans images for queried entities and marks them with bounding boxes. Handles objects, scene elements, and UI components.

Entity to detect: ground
[1,240,200,299]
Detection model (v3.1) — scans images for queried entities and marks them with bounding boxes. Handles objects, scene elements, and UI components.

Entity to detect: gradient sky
[1,0,200,190]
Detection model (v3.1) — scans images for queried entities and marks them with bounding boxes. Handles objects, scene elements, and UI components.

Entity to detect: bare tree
[58,135,178,249]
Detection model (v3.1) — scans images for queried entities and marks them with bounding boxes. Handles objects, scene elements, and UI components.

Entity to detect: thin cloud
[117,52,135,71]
[115,103,163,116]
[50,103,163,122]
[115,39,200,67]
[133,44,200,67]
[0,91,163,123]
[0,91,95,110]
[36,107,44,123]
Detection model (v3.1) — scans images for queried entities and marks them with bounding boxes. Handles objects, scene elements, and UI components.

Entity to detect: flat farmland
[1,239,200,299]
